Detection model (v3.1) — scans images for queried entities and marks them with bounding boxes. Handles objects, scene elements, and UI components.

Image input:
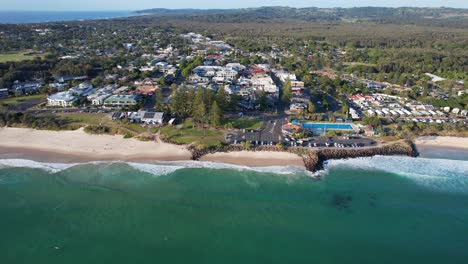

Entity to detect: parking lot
[227,115,376,148]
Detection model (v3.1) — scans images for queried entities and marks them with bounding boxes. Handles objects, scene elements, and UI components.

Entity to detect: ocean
[0,149,467,264]
[0,11,136,24]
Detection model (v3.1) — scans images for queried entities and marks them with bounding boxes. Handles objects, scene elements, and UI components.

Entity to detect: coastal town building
[47,91,77,107]
[12,81,43,95]
[128,110,165,125]
[104,95,138,108]
[69,83,95,97]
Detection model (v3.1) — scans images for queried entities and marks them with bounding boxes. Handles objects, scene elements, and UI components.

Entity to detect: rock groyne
[188,140,419,173]
[302,140,419,172]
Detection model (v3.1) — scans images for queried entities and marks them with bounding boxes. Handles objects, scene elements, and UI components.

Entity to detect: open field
[0,94,45,110]
[0,50,47,63]
[223,117,264,130]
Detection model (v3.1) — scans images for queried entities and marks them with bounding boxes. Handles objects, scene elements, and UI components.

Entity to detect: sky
[0,0,467,11]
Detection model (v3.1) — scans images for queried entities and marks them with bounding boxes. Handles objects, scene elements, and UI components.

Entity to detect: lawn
[0,94,45,110]
[54,112,107,126]
[0,50,47,63]
[160,119,225,147]
[223,117,264,130]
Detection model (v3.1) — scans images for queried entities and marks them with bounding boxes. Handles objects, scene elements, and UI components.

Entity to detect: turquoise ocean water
[0,149,467,264]
[0,11,136,24]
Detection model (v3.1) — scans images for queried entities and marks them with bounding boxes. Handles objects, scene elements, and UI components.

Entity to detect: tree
[209,101,221,127]
[241,141,251,150]
[341,101,349,117]
[308,101,316,113]
[192,89,206,123]
[282,77,292,104]
[322,98,329,111]
[170,83,178,94]
[158,76,166,86]
[155,88,164,112]
[257,90,268,111]
[215,86,228,112]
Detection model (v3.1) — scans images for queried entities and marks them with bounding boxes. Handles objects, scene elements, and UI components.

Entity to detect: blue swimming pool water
[298,122,354,130]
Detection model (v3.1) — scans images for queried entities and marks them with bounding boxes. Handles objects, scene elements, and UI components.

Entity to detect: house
[290,102,308,112]
[12,81,43,95]
[104,95,138,108]
[136,85,158,95]
[225,63,246,72]
[129,110,165,124]
[49,83,67,91]
[366,82,385,89]
[0,88,9,99]
[47,91,77,107]
[113,86,129,94]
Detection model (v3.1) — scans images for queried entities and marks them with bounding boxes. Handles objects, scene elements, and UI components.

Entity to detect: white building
[69,83,94,96]
[47,92,77,107]
[88,93,112,106]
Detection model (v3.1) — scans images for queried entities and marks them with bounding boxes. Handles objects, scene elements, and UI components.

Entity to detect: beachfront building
[104,95,138,108]
[128,110,165,125]
[47,91,77,107]
[0,88,9,99]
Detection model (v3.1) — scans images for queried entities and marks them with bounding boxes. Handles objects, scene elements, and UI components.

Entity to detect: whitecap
[325,155,468,193]
[0,159,77,173]
[0,159,311,177]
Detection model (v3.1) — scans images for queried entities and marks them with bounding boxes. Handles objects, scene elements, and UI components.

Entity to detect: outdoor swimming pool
[292,121,355,134]
[302,123,354,130]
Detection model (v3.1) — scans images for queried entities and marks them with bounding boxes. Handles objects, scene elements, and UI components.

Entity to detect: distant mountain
[135,6,468,21]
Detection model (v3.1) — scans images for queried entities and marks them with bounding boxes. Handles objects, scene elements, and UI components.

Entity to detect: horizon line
[1,5,467,12]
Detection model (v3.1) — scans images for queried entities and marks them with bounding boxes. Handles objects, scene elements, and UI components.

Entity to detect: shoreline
[414,136,468,151]
[0,127,305,168]
[0,127,466,170]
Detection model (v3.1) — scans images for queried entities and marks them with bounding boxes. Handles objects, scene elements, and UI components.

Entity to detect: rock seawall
[302,140,419,172]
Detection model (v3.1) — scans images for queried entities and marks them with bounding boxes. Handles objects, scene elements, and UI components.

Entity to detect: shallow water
[0,153,467,264]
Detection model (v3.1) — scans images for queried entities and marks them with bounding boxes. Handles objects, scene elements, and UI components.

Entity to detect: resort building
[47,91,77,107]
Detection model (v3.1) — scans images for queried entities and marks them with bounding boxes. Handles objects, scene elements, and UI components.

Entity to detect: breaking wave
[324,155,468,193]
[1,156,467,192]
[0,159,311,177]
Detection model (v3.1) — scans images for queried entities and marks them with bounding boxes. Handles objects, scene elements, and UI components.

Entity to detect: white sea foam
[0,159,311,177]
[0,159,77,173]
[128,160,311,177]
[325,155,468,193]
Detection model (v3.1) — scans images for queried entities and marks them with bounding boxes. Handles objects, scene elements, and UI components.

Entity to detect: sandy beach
[0,127,192,162]
[200,151,305,167]
[0,127,305,167]
[415,136,468,151]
